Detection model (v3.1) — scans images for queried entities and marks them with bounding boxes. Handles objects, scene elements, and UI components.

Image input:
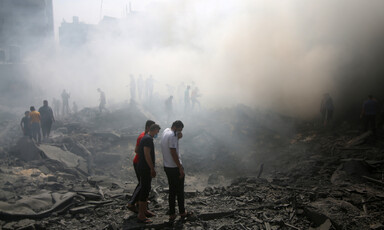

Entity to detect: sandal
[169,214,177,221]
[137,218,153,224]
[145,210,156,217]
[180,211,194,218]
[127,204,138,213]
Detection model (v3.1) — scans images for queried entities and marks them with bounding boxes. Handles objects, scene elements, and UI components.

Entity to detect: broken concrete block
[92,132,120,141]
[69,205,96,214]
[11,137,43,161]
[305,198,360,229]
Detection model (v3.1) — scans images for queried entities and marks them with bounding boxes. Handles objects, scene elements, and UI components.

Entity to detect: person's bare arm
[144,146,156,178]
[170,148,184,178]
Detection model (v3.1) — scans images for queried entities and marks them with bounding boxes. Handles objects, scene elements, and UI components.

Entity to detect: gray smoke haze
[11,0,384,118]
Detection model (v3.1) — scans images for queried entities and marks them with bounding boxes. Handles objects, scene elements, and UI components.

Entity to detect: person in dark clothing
[97,88,107,113]
[61,89,70,116]
[20,111,31,138]
[320,93,334,126]
[165,96,173,123]
[127,120,155,214]
[136,124,161,224]
[361,95,379,134]
[39,100,55,139]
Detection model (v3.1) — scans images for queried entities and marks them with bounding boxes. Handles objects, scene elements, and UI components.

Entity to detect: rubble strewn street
[0,104,384,230]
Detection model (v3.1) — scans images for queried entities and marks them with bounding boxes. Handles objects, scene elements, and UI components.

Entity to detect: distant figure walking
[361,95,379,135]
[184,86,190,112]
[146,75,154,101]
[320,93,334,126]
[165,96,173,123]
[137,75,143,101]
[61,89,70,116]
[130,74,136,102]
[97,88,107,113]
[52,98,61,118]
[29,106,41,144]
[39,100,55,139]
[20,111,31,138]
[191,87,201,111]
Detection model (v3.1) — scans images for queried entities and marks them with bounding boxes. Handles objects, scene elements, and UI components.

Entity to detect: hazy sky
[42,0,384,117]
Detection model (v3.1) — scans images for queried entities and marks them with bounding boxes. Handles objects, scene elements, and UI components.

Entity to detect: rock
[309,219,332,230]
[92,131,121,141]
[39,182,66,191]
[371,223,384,230]
[93,152,121,166]
[0,192,76,219]
[13,219,36,230]
[69,205,96,214]
[55,127,68,135]
[47,176,57,182]
[0,190,14,201]
[305,198,361,229]
[198,210,235,221]
[331,159,374,185]
[10,137,42,161]
[38,144,88,175]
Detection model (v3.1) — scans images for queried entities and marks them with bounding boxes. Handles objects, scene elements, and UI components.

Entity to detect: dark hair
[145,120,155,130]
[24,111,29,115]
[30,106,35,111]
[43,100,48,104]
[149,124,161,131]
[172,120,184,129]
[368,95,373,99]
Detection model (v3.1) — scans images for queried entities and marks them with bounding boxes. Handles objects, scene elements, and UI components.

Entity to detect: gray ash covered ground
[0,103,384,230]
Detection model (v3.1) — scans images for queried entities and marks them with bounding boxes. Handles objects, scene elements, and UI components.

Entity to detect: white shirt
[161,128,182,168]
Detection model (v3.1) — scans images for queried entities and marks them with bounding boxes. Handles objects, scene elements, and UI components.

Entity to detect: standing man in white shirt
[161,120,193,221]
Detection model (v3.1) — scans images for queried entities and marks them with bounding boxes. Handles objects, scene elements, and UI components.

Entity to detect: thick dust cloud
[11,0,384,118]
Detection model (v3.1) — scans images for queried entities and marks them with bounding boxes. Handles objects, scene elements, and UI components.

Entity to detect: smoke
[12,0,384,118]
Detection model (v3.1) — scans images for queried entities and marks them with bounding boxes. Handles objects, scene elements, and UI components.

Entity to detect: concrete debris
[0,105,383,229]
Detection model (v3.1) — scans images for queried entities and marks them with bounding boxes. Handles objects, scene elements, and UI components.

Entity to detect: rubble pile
[0,104,383,229]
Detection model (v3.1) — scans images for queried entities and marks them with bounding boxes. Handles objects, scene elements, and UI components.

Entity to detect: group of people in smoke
[320,93,381,135]
[20,87,108,144]
[127,120,193,223]
[129,74,154,103]
[20,100,55,144]
[128,74,202,115]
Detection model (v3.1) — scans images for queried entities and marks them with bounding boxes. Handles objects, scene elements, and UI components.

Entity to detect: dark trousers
[31,122,41,143]
[164,167,185,215]
[41,120,52,138]
[128,163,140,205]
[364,115,376,134]
[138,172,152,202]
